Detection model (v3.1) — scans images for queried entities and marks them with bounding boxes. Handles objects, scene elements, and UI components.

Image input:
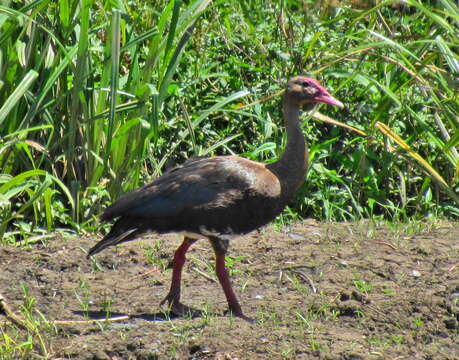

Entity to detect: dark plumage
[88,76,343,321]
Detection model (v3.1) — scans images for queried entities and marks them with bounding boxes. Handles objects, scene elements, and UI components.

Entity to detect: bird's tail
[87,218,140,258]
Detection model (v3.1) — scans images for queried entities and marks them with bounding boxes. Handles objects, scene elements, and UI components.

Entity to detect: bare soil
[1,220,458,359]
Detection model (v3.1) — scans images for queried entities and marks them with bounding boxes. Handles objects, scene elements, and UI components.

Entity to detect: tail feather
[87,218,140,258]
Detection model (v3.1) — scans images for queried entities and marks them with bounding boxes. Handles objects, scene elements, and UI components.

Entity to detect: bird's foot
[160,294,198,318]
[159,291,177,307]
[225,307,255,323]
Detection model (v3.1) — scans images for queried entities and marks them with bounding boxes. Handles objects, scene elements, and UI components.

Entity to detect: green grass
[0,284,55,359]
[0,0,458,240]
[353,279,373,295]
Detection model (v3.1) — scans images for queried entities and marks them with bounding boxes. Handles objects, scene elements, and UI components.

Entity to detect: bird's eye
[296,79,311,88]
[294,80,308,87]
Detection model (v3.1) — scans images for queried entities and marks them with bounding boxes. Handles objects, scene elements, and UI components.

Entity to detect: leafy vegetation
[1,0,458,241]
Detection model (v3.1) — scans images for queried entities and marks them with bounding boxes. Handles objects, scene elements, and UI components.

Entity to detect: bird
[87,76,344,321]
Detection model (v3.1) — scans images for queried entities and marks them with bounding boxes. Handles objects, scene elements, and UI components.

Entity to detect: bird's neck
[267,98,309,198]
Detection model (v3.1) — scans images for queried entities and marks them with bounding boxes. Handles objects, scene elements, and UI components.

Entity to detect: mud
[1,220,458,359]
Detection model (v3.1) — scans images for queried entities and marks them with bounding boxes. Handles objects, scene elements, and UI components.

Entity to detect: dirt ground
[0,220,458,359]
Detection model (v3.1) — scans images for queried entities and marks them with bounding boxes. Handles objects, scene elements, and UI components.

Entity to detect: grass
[0,285,55,359]
[0,0,458,241]
[143,239,169,271]
[353,279,373,295]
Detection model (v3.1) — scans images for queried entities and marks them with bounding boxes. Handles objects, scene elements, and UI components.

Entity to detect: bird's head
[285,76,344,109]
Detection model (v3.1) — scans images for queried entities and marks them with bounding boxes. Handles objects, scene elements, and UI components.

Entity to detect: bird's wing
[102,156,279,221]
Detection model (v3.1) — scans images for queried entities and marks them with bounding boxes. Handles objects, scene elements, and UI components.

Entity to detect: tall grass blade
[21,46,78,128]
[158,21,196,104]
[375,122,459,204]
[106,9,122,173]
[68,0,92,181]
[121,28,159,51]
[312,112,368,137]
[435,36,459,75]
[0,70,38,125]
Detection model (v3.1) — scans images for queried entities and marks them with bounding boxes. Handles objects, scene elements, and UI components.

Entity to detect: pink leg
[215,254,253,322]
[160,237,196,314]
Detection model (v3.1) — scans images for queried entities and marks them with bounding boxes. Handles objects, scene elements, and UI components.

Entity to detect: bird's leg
[160,236,196,315]
[211,237,253,322]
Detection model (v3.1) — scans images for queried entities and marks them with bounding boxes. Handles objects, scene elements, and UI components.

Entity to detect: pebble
[411,269,421,277]
[288,233,305,241]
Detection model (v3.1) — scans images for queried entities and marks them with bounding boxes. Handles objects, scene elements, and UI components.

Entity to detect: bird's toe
[159,296,199,318]
[224,308,255,323]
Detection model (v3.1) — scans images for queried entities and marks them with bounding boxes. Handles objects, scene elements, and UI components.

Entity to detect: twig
[0,292,28,330]
[288,269,317,293]
[16,234,56,246]
[129,268,159,280]
[192,267,216,282]
[53,315,130,325]
[375,240,397,250]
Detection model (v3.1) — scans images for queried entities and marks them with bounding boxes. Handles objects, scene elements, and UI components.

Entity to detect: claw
[225,306,255,323]
[159,292,176,307]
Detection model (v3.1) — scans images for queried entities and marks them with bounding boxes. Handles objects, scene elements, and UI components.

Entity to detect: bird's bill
[314,93,344,108]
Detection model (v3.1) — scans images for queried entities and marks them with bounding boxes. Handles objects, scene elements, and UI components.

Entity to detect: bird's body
[105,156,283,236]
[88,76,343,321]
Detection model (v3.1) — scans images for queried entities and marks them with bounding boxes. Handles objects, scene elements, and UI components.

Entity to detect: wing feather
[102,156,278,221]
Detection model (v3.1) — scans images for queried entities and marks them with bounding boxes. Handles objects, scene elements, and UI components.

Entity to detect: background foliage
[0,0,458,242]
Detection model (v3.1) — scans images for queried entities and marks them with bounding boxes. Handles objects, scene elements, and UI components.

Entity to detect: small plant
[102,298,114,320]
[381,287,396,296]
[353,280,373,295]
[74,291,91,318]
[368,337,388,347]
[0,284,55,358]
[391,335,405,345]
[257,305,282,327]
[308,338,323,353]
[295,311,316,332]
[224,255,246,276]
[199,304,215,327]
[286,273,307,294]
[281,346,295,358]
[89,255,104,272]
[413,317,424,328]
[144,240,168,271]
[75,278,92,318]
[170,321,196,345]
[330,308,341,320]
[0,331,34,359]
